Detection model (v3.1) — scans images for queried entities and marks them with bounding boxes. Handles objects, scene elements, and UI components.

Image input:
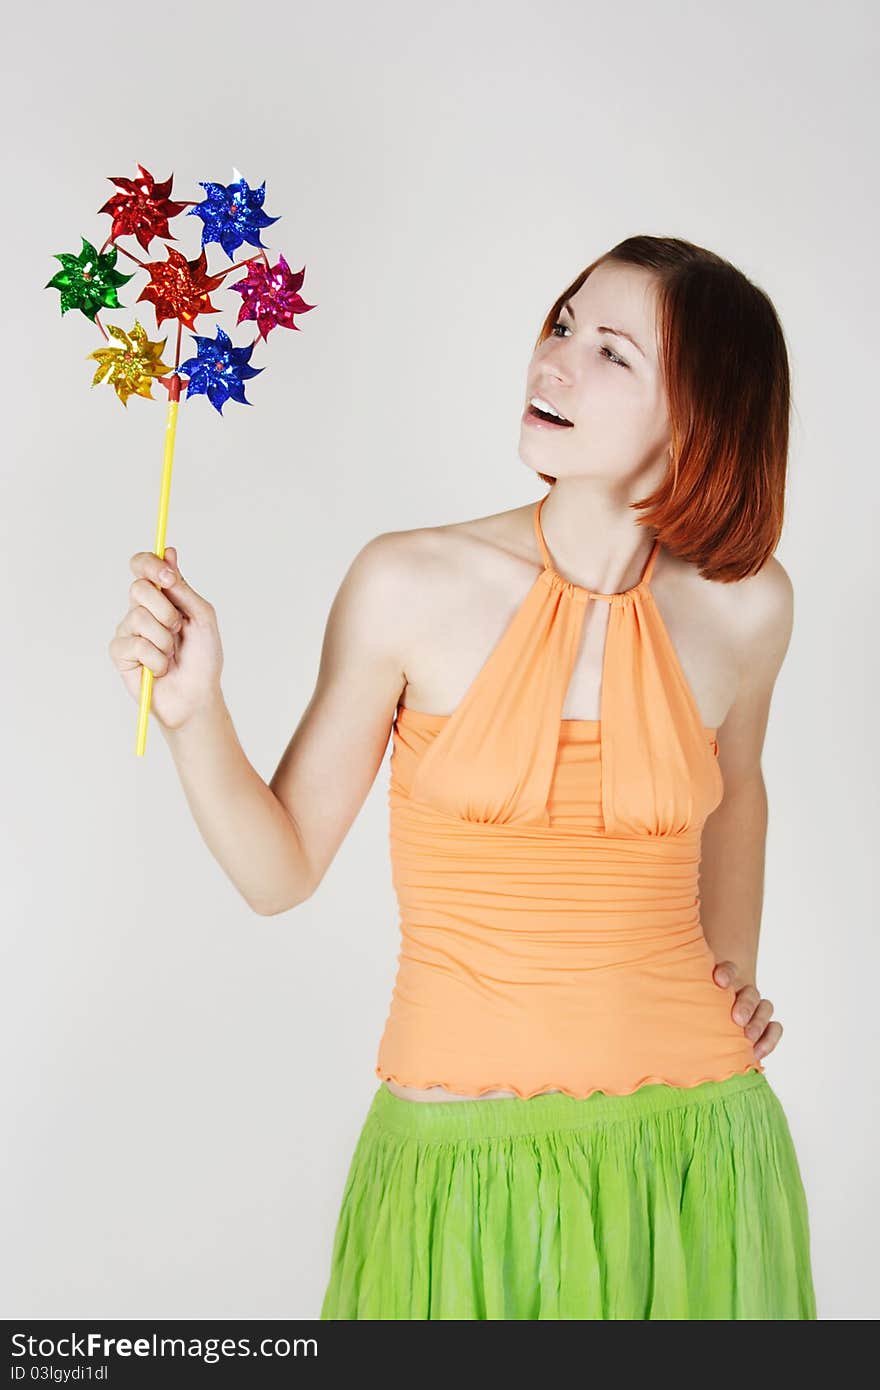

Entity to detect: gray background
[3,0,876,1320]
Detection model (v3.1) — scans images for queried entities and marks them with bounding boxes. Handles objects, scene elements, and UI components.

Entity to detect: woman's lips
[522,405,574,431]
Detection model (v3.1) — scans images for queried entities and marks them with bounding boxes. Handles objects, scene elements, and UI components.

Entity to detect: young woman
[109,235,817,1319]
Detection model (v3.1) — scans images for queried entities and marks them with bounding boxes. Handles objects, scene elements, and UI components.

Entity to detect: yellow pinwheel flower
[87,319,173,406]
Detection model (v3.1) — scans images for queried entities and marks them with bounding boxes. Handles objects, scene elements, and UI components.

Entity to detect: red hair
[534,236,791,581]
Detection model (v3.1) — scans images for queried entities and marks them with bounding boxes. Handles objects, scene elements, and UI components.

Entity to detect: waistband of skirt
[368,1069,769,1142]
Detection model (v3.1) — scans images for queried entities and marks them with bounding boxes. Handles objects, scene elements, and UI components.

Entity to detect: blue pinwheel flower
[177,325,264,413]
[187,171,280,259]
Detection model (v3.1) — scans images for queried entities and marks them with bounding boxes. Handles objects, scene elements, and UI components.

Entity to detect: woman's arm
[161,531,410,916]
[161,691,311,916]
[699,556,794,1055]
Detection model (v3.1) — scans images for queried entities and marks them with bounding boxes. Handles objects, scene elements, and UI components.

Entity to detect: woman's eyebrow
[561,300,646,357]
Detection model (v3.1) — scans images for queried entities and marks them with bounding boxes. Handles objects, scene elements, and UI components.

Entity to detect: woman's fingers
[753,1019,783,1061]
[118,603,178,658]
[111,632,174,678]
[714,970,783,1059]
[743,996,775,1042]
[732,984,762,1027]
[713,959,738,988]
[127,576,184,633]
[128,544,210,622]
[712,963,778,1052]
[129,547,180,588]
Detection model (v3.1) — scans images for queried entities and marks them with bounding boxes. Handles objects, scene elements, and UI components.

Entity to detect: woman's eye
[549,322,628,367]
[599,344,628,367]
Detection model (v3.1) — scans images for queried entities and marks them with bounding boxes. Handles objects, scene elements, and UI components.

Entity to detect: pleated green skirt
[320,1068,816,1319]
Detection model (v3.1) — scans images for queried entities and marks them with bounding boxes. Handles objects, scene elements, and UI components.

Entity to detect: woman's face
[520,261,672,484]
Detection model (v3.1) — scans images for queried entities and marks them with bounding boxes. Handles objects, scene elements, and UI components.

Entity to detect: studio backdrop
[2,0,876,1321]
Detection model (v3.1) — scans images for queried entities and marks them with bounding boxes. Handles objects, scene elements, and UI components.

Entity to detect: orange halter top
[375,494,763,1099]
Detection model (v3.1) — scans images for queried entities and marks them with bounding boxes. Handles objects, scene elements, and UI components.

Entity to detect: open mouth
[527,403,573,428]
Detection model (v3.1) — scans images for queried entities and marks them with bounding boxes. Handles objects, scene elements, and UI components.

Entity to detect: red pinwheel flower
[98,164,190,253]
[136,246,226,331]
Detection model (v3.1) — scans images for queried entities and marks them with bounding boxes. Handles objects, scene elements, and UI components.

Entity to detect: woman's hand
[713,960,783,1061]
[108,544,224,731]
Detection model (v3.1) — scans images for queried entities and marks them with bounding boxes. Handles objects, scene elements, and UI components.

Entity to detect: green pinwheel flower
[46,237,134,321]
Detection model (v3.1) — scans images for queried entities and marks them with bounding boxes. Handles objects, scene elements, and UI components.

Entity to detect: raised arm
[264,530,410,911]
[110,531,410,916]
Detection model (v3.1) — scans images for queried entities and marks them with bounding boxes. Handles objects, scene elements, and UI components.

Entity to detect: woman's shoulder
[729,554,795,677]
[353,503,536,598]
[700,550,793,654]
[658,543,794,701]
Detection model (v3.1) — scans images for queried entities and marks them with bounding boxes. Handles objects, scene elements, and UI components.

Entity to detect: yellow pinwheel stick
[136,373,182,757]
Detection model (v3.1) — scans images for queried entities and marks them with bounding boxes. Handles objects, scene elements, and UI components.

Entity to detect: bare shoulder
[678,549,795,760]
[336,505,534,712]
[347,503,534,614]
[708,552,794,681]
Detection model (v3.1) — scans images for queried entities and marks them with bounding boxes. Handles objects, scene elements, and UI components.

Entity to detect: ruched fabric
[374,495,760,1099]
[320,1071,816,1320]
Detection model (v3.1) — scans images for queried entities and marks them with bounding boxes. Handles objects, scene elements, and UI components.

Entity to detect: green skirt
[320,1069,816,1319]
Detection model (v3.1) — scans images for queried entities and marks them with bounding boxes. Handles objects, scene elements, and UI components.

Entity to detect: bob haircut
[533,235,791,582]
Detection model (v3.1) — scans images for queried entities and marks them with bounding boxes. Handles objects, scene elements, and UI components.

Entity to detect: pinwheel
[46,165,316,755]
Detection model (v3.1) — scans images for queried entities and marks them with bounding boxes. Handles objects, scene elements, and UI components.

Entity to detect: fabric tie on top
[407,496,722,833]
[375,495,760,1099]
